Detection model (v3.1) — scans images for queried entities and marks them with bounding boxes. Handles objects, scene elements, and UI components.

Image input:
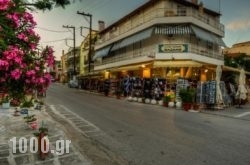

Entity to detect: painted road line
[51,105,103,137]
[235,112,250,118]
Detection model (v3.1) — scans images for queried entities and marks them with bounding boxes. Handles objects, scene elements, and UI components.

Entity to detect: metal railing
[95,44,223,66]
[97,7,224,45]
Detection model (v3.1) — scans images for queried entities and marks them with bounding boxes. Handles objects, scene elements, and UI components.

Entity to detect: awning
[110,62,153,71]
[213,36,226,47]
[110,41,121,52]
[191,25,214,42]
[191,25,226,46]
[153,61,203,67]
[119,27,153,48]
[154,25,192,35]
[93,45,113,60]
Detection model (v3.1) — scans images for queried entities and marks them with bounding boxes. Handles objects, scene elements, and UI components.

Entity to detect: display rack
[175,78,189,102]
[109,79,117,95]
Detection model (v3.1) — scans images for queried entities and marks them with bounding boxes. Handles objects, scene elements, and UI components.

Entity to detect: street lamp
[62,25,76,76]
[77,11,92,73]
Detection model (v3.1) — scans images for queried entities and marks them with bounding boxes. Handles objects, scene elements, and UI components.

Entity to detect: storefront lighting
[205,69,208,73]
[141,64,145,68]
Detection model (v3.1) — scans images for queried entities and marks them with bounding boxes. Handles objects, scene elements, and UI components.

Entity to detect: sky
[32,0,250,60]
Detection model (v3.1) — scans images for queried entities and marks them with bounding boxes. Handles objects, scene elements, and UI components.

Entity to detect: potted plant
[20,99,34,108]
[179,88,195,111]
[33,125,49,160]
[10,98,21,107]
[24,114,37,123]
[163,95,171,107]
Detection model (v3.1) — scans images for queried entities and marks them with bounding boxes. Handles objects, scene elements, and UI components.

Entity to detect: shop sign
[158,44,188,53]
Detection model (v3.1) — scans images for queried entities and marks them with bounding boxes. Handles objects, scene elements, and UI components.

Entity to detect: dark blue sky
[33,0,250,59]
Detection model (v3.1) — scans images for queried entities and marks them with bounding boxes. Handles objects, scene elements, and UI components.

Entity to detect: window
[177,5,186,16]
[207,41,213,49]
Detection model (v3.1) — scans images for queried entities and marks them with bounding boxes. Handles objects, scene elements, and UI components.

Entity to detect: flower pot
[133,97,138,102]
[192,104,200,110]
[137,98,143,103]
[175,101,182,109]
[127,96,133,102]
[158,100,163,106]
[182,103,192,111]
[145,98,150,104]
[163,102,168,107]
[151,99,157,105]
[2,102,10,109]
[168,101,175,108]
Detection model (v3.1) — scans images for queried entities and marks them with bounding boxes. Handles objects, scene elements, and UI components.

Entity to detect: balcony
[96,7,224,47]
[94,44,223,67]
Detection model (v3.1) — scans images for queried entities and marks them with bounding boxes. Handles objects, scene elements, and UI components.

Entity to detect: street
[46,83,250,165]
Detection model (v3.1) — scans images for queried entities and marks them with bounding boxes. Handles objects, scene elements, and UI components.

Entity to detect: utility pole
[77,11,92,73]
[62,25,76,76]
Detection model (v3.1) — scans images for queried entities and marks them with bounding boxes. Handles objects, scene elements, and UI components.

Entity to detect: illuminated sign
[158,44,188,53]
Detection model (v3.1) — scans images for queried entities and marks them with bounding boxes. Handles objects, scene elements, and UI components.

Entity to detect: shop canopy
[154,24,226,47]
[191,25,226,47]
[93,45,113,60]
[117,27,154,49]
[153,61,203,67]
[154,25,192,35]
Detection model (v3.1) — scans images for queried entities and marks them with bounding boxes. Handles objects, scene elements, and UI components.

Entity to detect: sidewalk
[0,106,91,165]
[67,83,250,120]
[200,103,250,120]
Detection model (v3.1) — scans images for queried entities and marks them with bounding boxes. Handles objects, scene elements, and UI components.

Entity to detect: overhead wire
[57,0,114,52]
[41,38,66,43]
[36,26,70,33]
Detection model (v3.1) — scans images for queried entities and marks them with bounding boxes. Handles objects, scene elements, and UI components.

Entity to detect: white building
[93,0,225,81]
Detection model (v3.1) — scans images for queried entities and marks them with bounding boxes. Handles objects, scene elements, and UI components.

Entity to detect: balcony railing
[97,7,224,45]
[94,44,223,67]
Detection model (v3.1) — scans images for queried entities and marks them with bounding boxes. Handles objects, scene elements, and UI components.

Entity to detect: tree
[21,0,70,11]
[0,0,70,102]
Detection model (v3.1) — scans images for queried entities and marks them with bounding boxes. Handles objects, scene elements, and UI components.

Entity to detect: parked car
[68,80,78,88]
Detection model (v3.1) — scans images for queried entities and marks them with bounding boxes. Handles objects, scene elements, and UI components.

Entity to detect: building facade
[60,50,67,83]
[79,30,98,76]
[93,0,225,82]
[63,47,80,81]
[223,41,250,57]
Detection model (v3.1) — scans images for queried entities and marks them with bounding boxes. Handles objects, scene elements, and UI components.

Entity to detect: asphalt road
[46,83,250,165]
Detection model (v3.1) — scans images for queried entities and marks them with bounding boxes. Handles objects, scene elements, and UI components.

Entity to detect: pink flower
[17,33,28,42]
[29,43,36,50]
[0,0,10,11]
[37,77,45,84]
[23,12,36,26]
[14,56,22,64]
[0,3,54,98]
[25,79,31,84]
[11,69,21,80]
[26,70,35,77]
[0,60,9,70]
[6,12,20,28]
[35,66,40,71]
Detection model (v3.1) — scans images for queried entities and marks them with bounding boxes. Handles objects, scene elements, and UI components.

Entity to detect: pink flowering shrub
[0,0,55,100]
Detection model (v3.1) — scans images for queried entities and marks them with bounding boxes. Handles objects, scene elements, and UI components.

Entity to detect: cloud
[226,19,250,31]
